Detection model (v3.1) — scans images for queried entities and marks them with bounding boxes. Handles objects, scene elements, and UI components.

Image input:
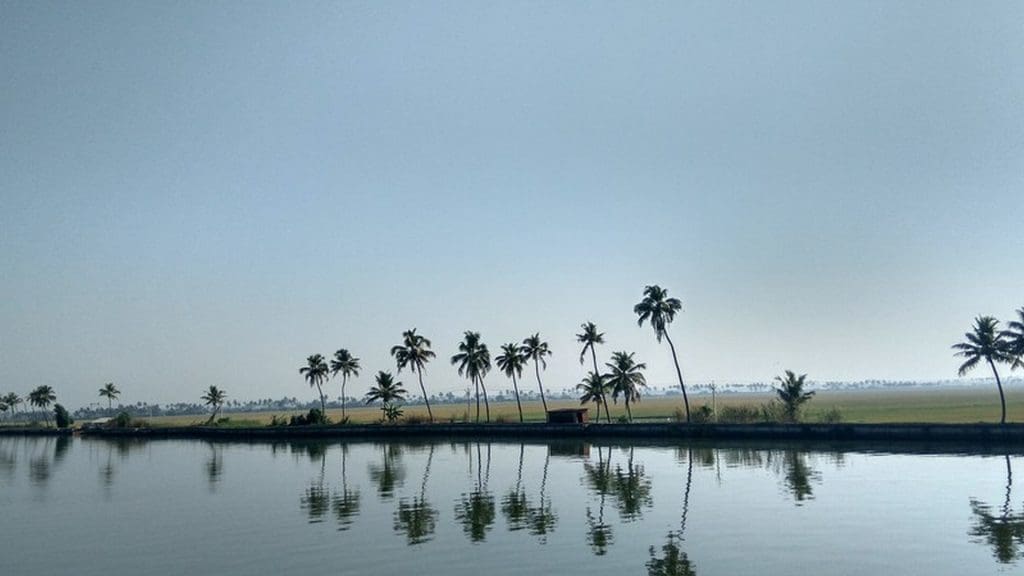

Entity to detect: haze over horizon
[2,2,1022,409]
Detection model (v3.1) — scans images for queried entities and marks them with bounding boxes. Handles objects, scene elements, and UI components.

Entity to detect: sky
[2,1,1022,409]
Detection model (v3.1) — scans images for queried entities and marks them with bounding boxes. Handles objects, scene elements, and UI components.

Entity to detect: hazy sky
[2,1,1022,408]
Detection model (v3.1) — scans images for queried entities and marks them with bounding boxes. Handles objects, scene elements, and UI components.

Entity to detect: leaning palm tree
[300,354,330,422]
[605,351,648,422]
[330,349,361,422]
[364,371,408,422]
[774,370,815,423]
[391,329,436,422]
[451,331,492,422]
[98,382,120,410]
[3,393,21,419]
[577,372,608,422]
[201,385,226,424]
[522,333,553,413]
[28,385,56,426]
[634,285,691,422]
[495,343,527,422]
[1002,307,1024,371]
[953,316,1016,424]
[577,322,610,423]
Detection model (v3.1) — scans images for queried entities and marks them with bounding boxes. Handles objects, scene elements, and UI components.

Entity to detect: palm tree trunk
[480,377,491,422]
[341,375,347,422]
[626,398,632,423]
[534,360,548,413]
[474,375,481,422]
[511,373,523,422]
[316,382,326,422]
[590,348,610,423]
[663,331,691,423]
[988,358,1007,425]
[416,367,434,422]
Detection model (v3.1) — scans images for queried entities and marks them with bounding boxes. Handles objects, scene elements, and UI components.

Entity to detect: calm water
[2,437,1022,575]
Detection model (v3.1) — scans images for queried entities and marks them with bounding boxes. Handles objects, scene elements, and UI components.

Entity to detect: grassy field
[137,386,1024,427]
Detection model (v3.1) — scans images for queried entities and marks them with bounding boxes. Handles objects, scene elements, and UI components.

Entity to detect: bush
[289,408,328,427]
[382,404,403,423]
[718,405,761,424]
[53,404,72,429]
[113,411,133,428]
[269,414,289,427]
[819,406,844,424]
[759,401,786,423]
[494,414,511,424]
[403,413,430,425]
[616,415,630,424]
[691,405,714,424]
[672,407,686,422]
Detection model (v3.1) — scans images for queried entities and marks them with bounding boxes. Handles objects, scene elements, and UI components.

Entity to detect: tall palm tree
[605,351,648,422]
[953,316,1015,424]
[300,354,330,421]
[577,372,608,422]
[577,322,610,423]
[364,371,408,422]
[522,333,552,413]
[3,393,21,419]
[0,400,7,422]
[1002,307,1024,371]
[28,385,56,426]
[495,343,527,422]
[451,331,492,422]
[774,370,815,423]
[391,329,436,423]
[330,349,361,422]
[200,385,226,424]
[98,382,120,410]
[634,285,690,422]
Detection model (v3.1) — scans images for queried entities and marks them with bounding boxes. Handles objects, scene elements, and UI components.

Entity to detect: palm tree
[329,349,361,422]
[28,385,56,426]
[634,285,691,422]
[451,331,492,422]
[495,343,527,422]
[299,354,330,422]
[774,370,815,423]
[577,322,610,423]
[522,333,553,413]
[391,329,436,423]
[1002,307,1024,371]
[578,372,608,421]
[201,385,226,424]
[953,316,1016,424]
[605,351,648,422]
[364,371,408,422]
[3,393,21,419]
[98,382,120,410]
[0,400,7,422]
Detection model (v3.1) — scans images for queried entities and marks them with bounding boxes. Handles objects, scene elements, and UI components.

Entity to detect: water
[1,436,1022,575]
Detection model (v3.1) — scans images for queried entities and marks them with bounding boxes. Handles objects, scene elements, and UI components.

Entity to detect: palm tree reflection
[584,446,615,555]
[368,444,406,500]
[455,443,496,542]
[394,445,438,545]
[526,447,557,542]
[613,447,652,521]
[204,443,223,492]
[332,444,360,531]
[970,455,1024,564]
[501,445,530,532]
[645,446,697,575]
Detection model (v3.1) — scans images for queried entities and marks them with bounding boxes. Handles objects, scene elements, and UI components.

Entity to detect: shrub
[53,404,72,429]
[494,414,511,424]
[382,404,403,423]
[759,401,786,423]
[718,405,761,424]
[403,413,429,425]
[289,408,328,426]
[691,405,714,424]
[819,406,844,424]
[672,407,686,422]
[269,414,289,427]
[616,415,630,424]
[113,411,133,428]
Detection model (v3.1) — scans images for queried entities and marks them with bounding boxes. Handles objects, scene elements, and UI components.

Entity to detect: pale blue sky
[2,1,1022,408]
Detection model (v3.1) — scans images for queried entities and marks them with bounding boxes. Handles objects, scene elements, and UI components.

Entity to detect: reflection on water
[455,443,496,542]
[969,455,1024,564]
[646,532,697,576]
[394,444,437,544]
[368,444,406,500]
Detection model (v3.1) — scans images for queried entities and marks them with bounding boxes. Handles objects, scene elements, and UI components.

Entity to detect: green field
[137,386,1024,427]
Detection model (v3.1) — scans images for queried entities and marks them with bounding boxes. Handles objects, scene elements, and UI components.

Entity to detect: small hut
[545,408,589,424]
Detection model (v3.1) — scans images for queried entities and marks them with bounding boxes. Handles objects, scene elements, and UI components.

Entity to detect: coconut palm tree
[1002,307,1024,371]
[3,393,21,419]
[495,343,527,422]
[28,385,56,426]
[577,322,610,423]
[200,385,226,424]
[522,333,553,413]
[98,382,120,410]
[774,370,815,423]
[365,371,408,422]
[0,401,7,422]
[634,285,691,422]
[300,354,330,422]
[451,331,492,422]
[329,349,360,422]
[605,351,648,422]
[954,316,1016,424]
[391,329,436,423]
[578,372,608,422]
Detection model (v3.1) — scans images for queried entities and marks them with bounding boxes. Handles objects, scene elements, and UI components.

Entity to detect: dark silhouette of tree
[606,351,648,422]
[98,383,120,410]
[200,386,226,424]
[577,372,608,422]
[394,444,437,544]
[496,343,527,422]
[330,349,360,422]
[576,322,610,422]
[451,332,492,422]
[28,385,56,426]
[634,285,690,422]
[1002,308,1024,371]
[953,316,1015,424]
[969,455,1024,564]
[391,329,436,422]
[2,393,21,420]
[364,371,408,423]
[774,371,815,423]
[522,333,553,413]
[300,354,330,421]
[455,443,495,542]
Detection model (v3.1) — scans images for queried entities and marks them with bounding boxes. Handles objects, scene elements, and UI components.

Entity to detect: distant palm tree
[1002,307,1024,371]
[634,285,691,422]
[2,393,21,419]
[451,331,492,422]
[954,316,1016,424]
[330,349,361,422]
[364,371,408,422]
[495,343,527,422]
[28,385,56,426]
[300,354,330,422]
[391,329,436,423]
[522,333,552,413]
[774,371,815,423]
[98,382,120,410]
[577,372,608,421]
[605,351,648,422]
[201,385,226,424]
[0,400,7,422]
[577,322,610,423]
